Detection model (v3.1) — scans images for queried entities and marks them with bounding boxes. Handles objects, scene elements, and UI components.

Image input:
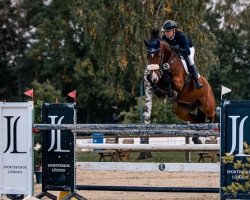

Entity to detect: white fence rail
[77,162,220,172]
[77,143,219,151]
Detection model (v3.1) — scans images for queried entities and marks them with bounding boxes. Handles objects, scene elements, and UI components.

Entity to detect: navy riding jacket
[162,30,193,57]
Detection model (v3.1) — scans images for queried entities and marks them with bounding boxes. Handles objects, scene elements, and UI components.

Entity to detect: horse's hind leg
[197,109,206,123]
[207,115,215,123]
[174,102,201,123]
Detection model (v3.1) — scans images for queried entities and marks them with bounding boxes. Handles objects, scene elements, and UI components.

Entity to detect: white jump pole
[77,162,220,172]
[76,143,220,151]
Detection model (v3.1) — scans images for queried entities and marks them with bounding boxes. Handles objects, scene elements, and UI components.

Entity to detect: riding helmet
[161,20,177,31]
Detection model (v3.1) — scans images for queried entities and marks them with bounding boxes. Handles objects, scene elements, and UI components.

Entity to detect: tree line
[0,0,249,123]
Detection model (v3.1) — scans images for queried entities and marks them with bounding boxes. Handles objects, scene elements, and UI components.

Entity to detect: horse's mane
[149,28,170,48]
[150,28,161,40]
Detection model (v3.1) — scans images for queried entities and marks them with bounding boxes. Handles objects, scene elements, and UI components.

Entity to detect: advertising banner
[0,102,33,197]
[41,103,76,192]
[221,100,250,199]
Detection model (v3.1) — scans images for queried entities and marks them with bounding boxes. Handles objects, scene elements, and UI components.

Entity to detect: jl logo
[48,116,70,152]
[228,116,249,156]
[4,116,26,153]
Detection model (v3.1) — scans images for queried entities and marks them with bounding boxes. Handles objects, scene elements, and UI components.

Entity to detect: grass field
[77,151,217,163]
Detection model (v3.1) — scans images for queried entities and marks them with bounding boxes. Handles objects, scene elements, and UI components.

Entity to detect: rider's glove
[172,45,180,53]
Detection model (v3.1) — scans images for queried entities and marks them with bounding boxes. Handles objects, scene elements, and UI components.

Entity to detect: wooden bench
[119,139,135,161]
[197,139,219,162]
[98,138,118,162]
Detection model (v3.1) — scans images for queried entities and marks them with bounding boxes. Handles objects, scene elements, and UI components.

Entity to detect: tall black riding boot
[188,64,203,89]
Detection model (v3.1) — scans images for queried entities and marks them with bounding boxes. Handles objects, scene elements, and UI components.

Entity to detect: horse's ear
[144,40,149,47]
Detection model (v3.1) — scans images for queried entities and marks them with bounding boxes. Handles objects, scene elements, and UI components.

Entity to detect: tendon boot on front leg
[165,71,174,98]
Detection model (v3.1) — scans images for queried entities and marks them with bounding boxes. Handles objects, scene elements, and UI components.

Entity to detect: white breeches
[188,47,195,66]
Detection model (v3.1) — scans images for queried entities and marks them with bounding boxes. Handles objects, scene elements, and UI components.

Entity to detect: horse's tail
[150,28,160,39]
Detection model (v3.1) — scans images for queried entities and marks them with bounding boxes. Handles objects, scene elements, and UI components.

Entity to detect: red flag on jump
[24,89,34,98]
[68,90,76,101]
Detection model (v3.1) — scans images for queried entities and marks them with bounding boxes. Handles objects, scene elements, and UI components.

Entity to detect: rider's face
[165,30,175,39]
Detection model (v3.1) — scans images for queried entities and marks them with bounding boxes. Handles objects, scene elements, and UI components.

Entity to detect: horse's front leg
[164,70,175,98]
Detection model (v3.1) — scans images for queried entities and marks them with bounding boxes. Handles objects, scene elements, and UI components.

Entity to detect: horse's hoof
[166,91,178,100]
[138,155,146,160]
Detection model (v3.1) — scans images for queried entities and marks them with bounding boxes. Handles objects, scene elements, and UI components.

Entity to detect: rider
[161,20,203,89]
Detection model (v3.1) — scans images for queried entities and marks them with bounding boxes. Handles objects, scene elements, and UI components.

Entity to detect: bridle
[147,44,178,79]
[146,41,182,100]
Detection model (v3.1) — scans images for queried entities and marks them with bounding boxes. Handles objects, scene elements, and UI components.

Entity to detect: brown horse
[144,31,216,123]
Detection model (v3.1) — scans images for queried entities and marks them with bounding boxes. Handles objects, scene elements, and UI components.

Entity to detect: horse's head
[144,39,161,83]
[144,39,173,84]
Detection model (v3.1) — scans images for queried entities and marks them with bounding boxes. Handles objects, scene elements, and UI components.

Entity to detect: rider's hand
[172,45,180,52]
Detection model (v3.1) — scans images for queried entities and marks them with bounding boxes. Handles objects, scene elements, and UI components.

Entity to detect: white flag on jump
[221,85,232,99]
[221,85,231,95]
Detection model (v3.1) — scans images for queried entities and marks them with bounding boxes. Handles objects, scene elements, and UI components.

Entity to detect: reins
[161,43,178,68]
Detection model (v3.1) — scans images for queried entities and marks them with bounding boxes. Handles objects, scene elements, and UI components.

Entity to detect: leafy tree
[24,0,124,122]
[0,0,43,100]
[1,0,220,123]
[75,0,217,82]
[206,0,250,101]
[29,79,62,103]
